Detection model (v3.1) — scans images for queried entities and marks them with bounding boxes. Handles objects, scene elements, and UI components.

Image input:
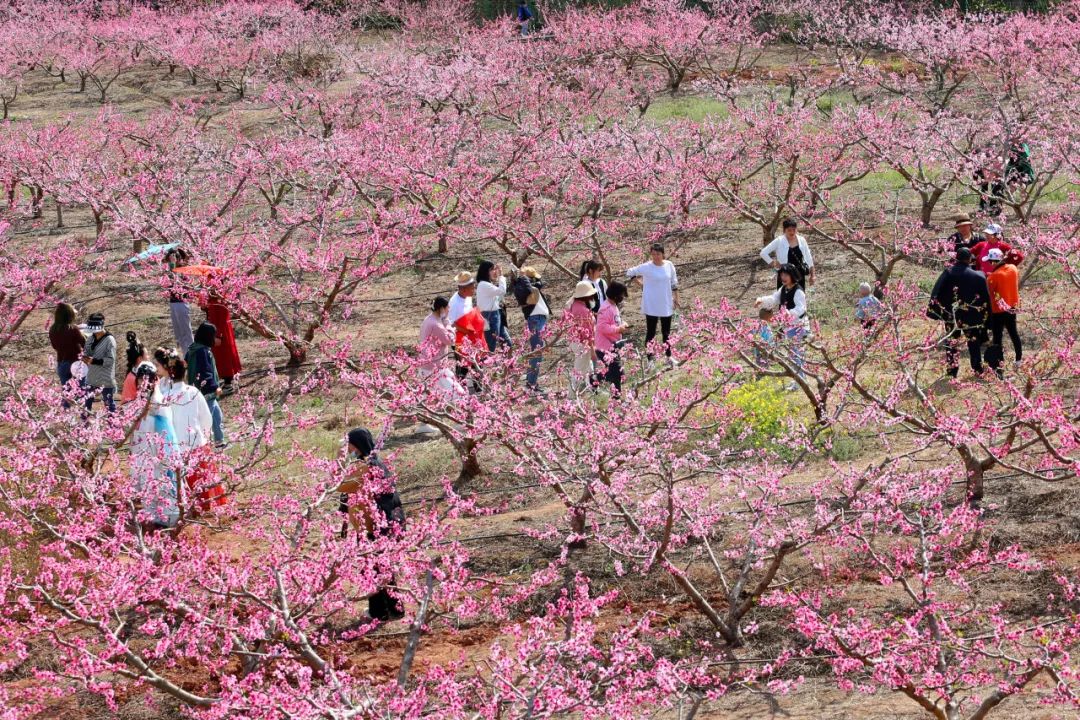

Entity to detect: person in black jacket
[337,427,406,622]
[928,247,992,378]
[946,214,983,256]
[185,322,226,448]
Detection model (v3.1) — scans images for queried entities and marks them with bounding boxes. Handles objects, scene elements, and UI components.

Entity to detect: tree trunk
[30,186,44,218]
[285,343,306,368]
[568,505,587,549]
[456,437,482,485]
[960,448,985,506]
[920,188,944,228]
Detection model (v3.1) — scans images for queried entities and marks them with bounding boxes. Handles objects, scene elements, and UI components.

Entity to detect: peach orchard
[1,0,1079,718]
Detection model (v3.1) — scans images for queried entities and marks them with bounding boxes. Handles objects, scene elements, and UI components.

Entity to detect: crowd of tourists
[42,211,1024,622]
[47,247,236,532]
[416,213,1025,402]
[930,218,1024,378]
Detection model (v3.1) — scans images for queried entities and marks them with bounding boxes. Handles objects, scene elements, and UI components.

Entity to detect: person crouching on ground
[855,283,884,329]
[336,427,406,622]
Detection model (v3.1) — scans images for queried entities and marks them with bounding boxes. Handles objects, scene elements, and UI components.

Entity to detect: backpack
[375,491,406,532]
[512,275,539,307]
[337,456,406,536]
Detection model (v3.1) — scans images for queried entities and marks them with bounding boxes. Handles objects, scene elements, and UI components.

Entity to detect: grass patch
[815,428,867,461]
[1038,182,1080,205]
[859,169,909,192]
[645,95,730,123]
[815,89,855,116]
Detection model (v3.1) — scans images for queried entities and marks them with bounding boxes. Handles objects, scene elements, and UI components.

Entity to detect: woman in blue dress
[130,362,181,529]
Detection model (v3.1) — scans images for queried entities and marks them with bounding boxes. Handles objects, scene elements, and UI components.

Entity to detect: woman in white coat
[162,355,227,511]
[760,218,815,291]
[159,354,212,454]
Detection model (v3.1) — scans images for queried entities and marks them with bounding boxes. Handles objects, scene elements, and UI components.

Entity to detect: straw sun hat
[573,280,598,299]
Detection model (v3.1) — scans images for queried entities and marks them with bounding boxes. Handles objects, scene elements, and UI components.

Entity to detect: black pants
[988,313,1022,370]
[369,585,404,621]
[944,321,985,377]
[979,180,1004,216]
[84,385,116,413]
[595,349,623,393]
[644,315,672,358]
[453,348,479,393]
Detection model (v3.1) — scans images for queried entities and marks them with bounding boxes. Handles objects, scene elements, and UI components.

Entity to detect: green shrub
[814,428,865,461]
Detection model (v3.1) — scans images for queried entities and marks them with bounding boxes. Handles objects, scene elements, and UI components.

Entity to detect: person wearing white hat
[448,271,476,327]
[983,247,1022,377]
[80,312,117,413]
[566,280,598,394]
[970,224,1023,275]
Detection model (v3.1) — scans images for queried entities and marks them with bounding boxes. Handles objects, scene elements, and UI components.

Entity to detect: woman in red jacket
[203,294,242,396]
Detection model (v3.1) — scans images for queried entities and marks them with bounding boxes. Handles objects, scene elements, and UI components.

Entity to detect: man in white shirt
[448,271,475,326]
[448,271,477,383]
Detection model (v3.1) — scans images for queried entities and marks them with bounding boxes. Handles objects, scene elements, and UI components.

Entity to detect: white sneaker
[666,357,680,369]
[785,381,800,392]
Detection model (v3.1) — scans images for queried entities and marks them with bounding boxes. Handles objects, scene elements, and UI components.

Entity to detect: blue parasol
[123,243,179,267]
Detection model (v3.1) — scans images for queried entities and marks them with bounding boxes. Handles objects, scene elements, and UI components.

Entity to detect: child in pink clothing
[594,282,629,394]
[566,281,598,393]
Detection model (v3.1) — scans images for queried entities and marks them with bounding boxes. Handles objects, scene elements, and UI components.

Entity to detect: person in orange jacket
[983,247,1022,377]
